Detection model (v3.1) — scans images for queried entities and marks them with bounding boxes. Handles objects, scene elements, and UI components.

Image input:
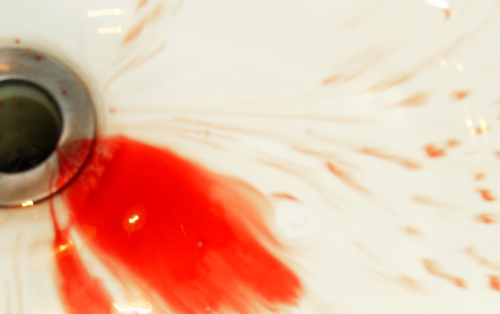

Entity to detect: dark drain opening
[0,80,62,173]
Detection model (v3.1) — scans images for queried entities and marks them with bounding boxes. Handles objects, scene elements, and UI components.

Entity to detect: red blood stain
[136,0,149,11]
[395,93,428,107]
[62,89,67,96]
[59,136,302,314]
[475,173,485,181]
[327,161,367,193]
[109,107,117,113]
[35,55,46,61]
[50,200,112,314]
[476,213,497,224]
[452,91,469,101]
[404,226,420,236]
[323,75,341,85]
[271,193,299,201]
[446,139,461,147]
[490,276,500,291]
[412,195,454,209]
[477,189,496,202]
[0,101,3,108]
[360,147,421,169]
[423,259,466,288]
[14,38,21,44]
[443,8,450,19]
[370,74,413,92]
[424,144,445,158]
[475,126,489,134]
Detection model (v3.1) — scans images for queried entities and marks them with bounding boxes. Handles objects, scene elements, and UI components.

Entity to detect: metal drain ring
[0,48,95,207]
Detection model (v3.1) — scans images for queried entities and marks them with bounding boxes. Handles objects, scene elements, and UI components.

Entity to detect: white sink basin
[1,0,500,313]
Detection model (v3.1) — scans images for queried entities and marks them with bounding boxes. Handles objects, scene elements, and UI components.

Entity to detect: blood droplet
[490,275,500,291]
[477,189,496,202]
[452,90,469,101]
[424,144,446,158]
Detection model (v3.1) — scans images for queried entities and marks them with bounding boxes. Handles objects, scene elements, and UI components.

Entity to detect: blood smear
[58,135,302,314]
[50,201,113,314]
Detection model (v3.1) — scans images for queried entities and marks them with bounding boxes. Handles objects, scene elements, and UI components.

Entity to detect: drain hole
[0,80,62,173]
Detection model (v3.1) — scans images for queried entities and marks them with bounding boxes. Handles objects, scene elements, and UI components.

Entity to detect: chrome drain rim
[0,48,95,207]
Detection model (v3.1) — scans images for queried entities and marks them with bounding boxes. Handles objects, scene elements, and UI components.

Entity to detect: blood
[477,189,496,202]
[476,214,497,224]
[57,135,302,314]
[424,144,446,158]
[452,90,469,101]
[490,276,500,291]
[422,259,466,288]
[50,200,112,314]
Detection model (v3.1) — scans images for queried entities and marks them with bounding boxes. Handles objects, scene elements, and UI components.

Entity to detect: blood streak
[476,213,498,224]
[395,92,428,107]
[359,147,421,169]
[477,189,496,202]
[326,161,367,193]
[59,136,302,314]
[424,144,445,158]
[451,91,469,101]
[490,276,500,291]
[422,259,466,288]
[50,200,112,314]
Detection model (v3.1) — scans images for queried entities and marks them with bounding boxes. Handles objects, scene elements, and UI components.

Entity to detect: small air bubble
[197,241,203,247]
[205,307,210,312]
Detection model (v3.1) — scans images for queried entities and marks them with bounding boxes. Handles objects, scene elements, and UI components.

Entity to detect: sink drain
[0,48,95,207]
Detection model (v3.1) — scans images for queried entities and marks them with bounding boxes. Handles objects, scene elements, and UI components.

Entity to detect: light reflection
[21,200,33,207]
[123,205,147,234]
[97,26,122,34]
[479,119,488,134]
[456,63,464,71]
[438,59,447,66]
[0,64,10,71]
[129,215,139,223]
[88,9,124,18]
[113,302,152,314]
[56,239,73,253]
[426,0,449,9]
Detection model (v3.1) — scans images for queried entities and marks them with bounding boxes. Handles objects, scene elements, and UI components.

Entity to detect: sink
[1,0,500,313]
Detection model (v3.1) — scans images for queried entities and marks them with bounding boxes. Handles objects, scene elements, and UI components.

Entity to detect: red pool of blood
[56,135,302,314]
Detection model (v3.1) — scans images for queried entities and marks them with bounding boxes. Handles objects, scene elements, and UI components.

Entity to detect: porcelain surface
[1,0,500,313]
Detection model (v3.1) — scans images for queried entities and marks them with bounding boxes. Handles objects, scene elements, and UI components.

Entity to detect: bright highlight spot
[113,302,153,314]
[479,119,488,134]
[56,239,73,253]
[98,26,122,34]
[21,200,33,207]
[88,9,124,17]
[129,215,139,223]
[426,0,449,9]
